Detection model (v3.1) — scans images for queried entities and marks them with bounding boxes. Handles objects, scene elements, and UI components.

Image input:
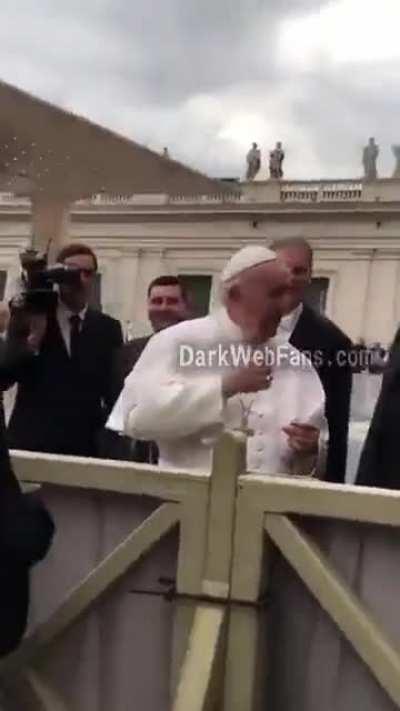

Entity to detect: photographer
[5,243,123,457]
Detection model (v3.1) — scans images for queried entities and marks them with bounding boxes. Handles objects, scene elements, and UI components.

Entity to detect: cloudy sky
[1,0,399,180]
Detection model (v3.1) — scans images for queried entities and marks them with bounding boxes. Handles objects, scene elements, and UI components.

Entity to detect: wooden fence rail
[0,435,398,710]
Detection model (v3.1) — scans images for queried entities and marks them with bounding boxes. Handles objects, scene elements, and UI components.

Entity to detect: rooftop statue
[362,137,379,181]
[246,142,261,181]
[269,141,285,179]
[392,145,400,178]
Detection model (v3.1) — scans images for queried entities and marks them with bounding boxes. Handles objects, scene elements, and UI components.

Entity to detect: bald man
[108,247,326,476]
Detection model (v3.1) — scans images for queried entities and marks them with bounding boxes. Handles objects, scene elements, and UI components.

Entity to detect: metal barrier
[0,434,399,710]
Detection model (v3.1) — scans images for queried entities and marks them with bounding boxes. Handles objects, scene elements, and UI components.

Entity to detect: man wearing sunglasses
[6,243,123,457]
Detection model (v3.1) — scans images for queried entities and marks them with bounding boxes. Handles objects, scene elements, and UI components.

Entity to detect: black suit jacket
[0,398,29,656]
[356,337,400,489]
[6,308,123,457]
[103,335,158,463]
[290,305,353,483]
[0,343,54,655]
[110,336,151,405]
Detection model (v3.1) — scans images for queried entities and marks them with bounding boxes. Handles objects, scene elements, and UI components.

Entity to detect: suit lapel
[49,308,95,360]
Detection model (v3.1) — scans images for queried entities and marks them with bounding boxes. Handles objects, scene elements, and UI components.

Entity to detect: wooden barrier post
[172,431,246,711]
[223,478,268,711]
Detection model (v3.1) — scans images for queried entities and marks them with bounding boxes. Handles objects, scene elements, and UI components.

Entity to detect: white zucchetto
[220,245,277,283]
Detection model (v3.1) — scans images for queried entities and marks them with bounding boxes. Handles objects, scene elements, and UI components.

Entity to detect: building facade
[1,177,400,344]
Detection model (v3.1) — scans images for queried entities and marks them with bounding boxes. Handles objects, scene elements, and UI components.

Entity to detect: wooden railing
[225,473,400,710]
[1,446,213,710]
[0,435,399,710]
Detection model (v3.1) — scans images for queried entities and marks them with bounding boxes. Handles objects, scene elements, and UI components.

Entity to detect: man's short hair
[147,275,188,302]
[56,243,98,272]
[269,237,313,262]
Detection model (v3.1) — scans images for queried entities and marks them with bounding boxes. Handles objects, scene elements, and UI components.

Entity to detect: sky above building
[1,0,399,181]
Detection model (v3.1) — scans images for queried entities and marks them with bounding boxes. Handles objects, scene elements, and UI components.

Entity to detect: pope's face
[234,261,291,344]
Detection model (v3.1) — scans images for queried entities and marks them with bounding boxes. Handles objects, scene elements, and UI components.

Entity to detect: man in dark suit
[0,338,54,655]
[6,243,123,457]
[271,238,353,483]
[106,275,190,462]
[356,338,400,489]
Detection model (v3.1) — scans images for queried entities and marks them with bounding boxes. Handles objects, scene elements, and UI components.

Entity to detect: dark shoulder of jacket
[301,304,352,349]
[88,309,120,328]
[87,310,122,339]
[124,335,152,361]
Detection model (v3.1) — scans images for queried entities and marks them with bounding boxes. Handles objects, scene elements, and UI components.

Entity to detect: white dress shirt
[57,302,88,356]
[278,303,303,340]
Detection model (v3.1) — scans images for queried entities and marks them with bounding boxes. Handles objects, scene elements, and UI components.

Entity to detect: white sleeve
[289,415,328,478]
[315,416,329,478]
[287,363,328,478]
[114,331,225,441]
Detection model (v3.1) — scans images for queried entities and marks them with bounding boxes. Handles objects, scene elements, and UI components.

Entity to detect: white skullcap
[220,245,277,283]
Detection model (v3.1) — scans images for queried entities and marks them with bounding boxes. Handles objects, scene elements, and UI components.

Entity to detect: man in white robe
[107,246,327,476]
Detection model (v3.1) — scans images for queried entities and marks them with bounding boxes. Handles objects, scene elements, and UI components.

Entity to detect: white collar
[279,303,303,335]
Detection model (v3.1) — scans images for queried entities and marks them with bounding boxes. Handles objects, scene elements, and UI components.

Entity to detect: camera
[8,247,83,341]
[10,247,82,316]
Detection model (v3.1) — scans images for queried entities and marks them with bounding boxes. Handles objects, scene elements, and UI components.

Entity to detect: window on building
[179,274,212,317]
[89,273,102,311]
[304,277,329,313]
[0,271,7,300]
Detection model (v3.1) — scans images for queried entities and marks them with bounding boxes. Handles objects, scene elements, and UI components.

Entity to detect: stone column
[363,252,398,344]
[329,254,370,342]
[31,194,71,260]
[119,248,140,326]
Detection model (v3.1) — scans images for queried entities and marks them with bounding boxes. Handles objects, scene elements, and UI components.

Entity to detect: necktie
[69,315,82,360]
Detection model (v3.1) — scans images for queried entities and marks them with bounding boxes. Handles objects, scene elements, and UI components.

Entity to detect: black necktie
[69,315,82,360]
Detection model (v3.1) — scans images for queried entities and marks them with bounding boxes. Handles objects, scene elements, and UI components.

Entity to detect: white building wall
[2,199,400,345]
[329,256,371,341]
[363,256,399,345]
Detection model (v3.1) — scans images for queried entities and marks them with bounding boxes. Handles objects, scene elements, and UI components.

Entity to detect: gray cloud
[289,62,400,178]
[0,0,398,180]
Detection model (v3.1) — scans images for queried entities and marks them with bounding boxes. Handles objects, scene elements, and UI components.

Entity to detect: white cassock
[107,308,327,476]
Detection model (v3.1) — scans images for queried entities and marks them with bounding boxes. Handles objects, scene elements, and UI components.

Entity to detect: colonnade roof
[0,79,238,201]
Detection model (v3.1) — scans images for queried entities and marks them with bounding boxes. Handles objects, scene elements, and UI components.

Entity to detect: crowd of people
[0,236,399,655]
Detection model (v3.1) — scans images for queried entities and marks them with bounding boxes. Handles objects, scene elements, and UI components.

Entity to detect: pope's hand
[222,364,273,398]
[282,422,319,454]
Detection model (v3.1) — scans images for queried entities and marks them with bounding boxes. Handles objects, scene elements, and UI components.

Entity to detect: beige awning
[0,79,239,201]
